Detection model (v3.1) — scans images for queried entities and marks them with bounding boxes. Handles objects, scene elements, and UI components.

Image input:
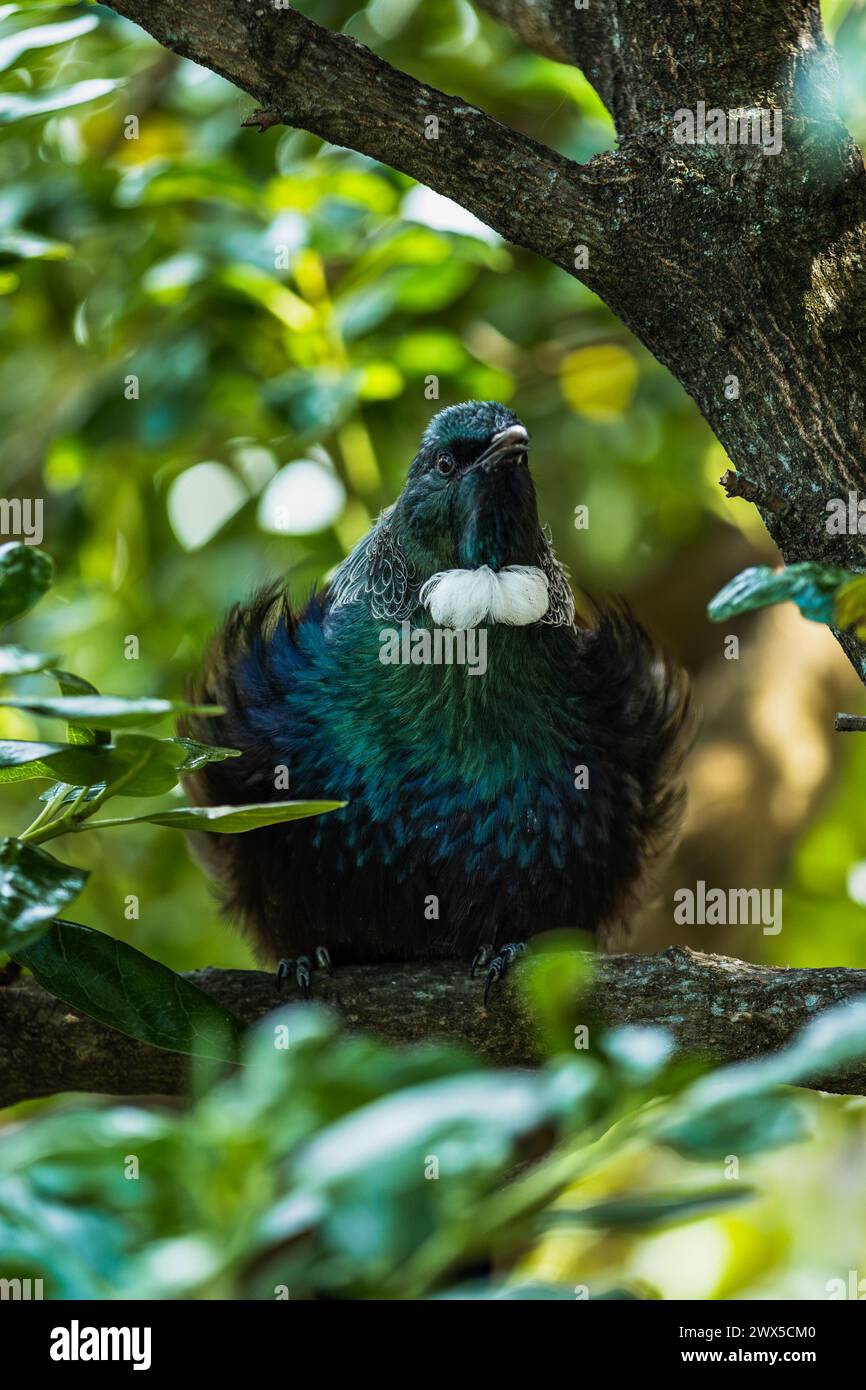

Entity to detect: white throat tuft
[419,565,550,628]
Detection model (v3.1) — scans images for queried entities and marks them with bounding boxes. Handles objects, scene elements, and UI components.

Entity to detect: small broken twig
[241,108,283,132]
[835,713,866,732]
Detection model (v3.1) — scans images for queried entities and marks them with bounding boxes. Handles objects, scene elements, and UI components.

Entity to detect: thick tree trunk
[4,948,866,1106]
[103,0,866,678]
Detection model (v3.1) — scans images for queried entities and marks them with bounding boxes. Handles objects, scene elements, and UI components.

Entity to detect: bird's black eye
[436,452,455,476]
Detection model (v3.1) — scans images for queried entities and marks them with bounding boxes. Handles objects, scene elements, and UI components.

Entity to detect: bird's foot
[276,946,332,998]
[470,941,527,1006]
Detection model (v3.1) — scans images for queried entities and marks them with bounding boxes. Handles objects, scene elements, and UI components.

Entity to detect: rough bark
[100,0,866,680]
[3,947,866,1106]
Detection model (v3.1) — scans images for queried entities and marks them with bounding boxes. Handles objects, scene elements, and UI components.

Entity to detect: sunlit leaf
[257,460,345,536]
[78,734,218,798]
[219,263,316,330]
[0,645,56,676]
[0,694,223,729]
[391,260,474,313]
[0,14,98,72]
[835,573,866,638]
[86,800,346,832]
[543,1186,754,1232]
[0,230,72,260]
[293,1066,597,1191]
[357,361,404,400]
[166,462,247,551]
[601,1025,676,1084]
[560,343,638,422]
[656,1002,866,1159]
[0,78,119,124]
[136,167,260,212]
[49,669,109,746]
[391,330,467,375]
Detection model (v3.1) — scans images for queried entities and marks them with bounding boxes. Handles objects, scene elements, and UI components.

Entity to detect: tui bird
[184,401,690,998]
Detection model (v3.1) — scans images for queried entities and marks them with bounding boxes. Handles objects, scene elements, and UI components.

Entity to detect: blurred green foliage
[4,989,866,1300]
[4,0,866,1301]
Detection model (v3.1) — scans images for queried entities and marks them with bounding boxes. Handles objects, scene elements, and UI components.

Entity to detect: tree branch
[3,948,866,1107]
[835,713,866,732]
[102,0,624,294]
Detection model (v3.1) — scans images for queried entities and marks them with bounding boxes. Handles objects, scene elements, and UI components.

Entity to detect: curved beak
[474,424,529,472]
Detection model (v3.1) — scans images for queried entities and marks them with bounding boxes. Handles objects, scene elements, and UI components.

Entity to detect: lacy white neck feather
[419,566,549,628]
[328,512,575,628]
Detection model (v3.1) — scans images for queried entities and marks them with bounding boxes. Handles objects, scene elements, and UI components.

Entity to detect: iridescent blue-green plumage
[185,402,690,964]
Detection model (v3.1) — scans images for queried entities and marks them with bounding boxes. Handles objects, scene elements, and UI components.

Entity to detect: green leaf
[0,645,57,676]
[0,15,99,73]
[48,670,102,696]
[0,230,72,261]
[37,780,106,807]
[436,1281,582,1301]
[0,839,87,952]
[87,735,229,798]
[168,737,242,772]
[543,1186,754,1233]
[601,1025,676,1084]
[653,1002,866,1159]
[86,800,346,832]
[0,739,112,786]
[835,574,866,638]
[0,543,53,624]
[0,1186,124,1298]
[0,734,207,796]
[658,1093,806,1160]
[13,920,244,1062]
[0,693,223,729]
[0,78,119,125]
[707,562,850,625]
[49,670,109,746]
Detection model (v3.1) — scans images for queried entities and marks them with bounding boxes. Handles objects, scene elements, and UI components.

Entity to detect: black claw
[277,948,332,996]
[296,955,312,998]
[483,963,501,1007]
[470,944,493,979]
[482,942,526,1005]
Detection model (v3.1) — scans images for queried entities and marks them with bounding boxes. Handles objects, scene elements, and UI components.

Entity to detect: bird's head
[329,401,574,629]
[397,401,538,572]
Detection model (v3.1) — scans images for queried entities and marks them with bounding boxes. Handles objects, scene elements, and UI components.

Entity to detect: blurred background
[3,0,866,972]
[4,0,866,1305]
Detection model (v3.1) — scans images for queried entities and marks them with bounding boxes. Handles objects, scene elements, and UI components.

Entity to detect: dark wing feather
[574,601,693,944]
[179,583,311,940]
